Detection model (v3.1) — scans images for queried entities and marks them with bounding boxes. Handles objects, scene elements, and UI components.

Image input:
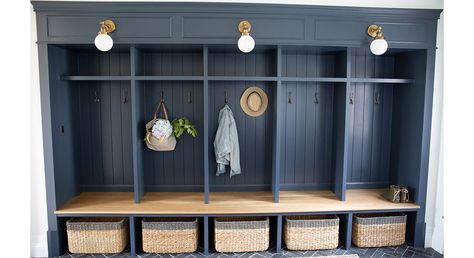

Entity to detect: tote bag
[145,101,177,151]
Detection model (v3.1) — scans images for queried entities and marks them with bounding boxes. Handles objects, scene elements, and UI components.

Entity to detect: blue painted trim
[81,185,134,192]
[60,75,414,84]
[272,46,282,203]
[61,76,132,81]
[280,183,332,191]
[144,185,204,192]
[209,76,278,81]
[209,185,272,192]
[276,215,282,253]
[130,46,144,203]
[346,182,389,189]
[129,216,136,256]
[31,2,442,20]
[203,216,209,255]
[345,213,353,250]
[203,46,210,204]
[282,77,346,82]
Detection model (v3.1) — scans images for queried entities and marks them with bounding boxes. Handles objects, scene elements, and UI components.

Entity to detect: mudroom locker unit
[32,2,441,257]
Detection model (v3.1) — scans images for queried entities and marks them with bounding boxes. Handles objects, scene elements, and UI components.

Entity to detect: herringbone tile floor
[59,244,443,258]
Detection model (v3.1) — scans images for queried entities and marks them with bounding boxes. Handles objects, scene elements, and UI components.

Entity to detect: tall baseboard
[30,234,48,258]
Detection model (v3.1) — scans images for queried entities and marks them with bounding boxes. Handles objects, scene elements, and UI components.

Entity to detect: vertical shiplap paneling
[143,81,204,190]
[208,50,276,76]
[281,82,334,188]
[281,48,344,78]
[121,84,133,185]
[279,47,343,189]
[303,83,316,184]
[136,47,204,191]
[208,81,274,190]
[73,48,133,190]
[346,48,395,186]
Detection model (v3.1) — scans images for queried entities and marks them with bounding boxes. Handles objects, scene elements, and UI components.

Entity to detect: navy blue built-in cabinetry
[33,2,441,257]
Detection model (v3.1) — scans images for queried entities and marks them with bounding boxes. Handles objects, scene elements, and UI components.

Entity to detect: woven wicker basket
[352,213,406,247]
[142,217,198,253]
[66,217,129,254]
[284,215,339,250]
[214,216,269,253]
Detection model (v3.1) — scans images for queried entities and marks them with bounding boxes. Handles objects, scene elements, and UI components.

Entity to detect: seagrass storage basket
[66,217,129,254]
[214,216,269,253]
[352,213,406,247]
[284,215,339,250]
[142,217,198,253]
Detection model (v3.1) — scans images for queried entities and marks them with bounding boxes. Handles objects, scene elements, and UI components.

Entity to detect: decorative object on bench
[215,216,269,252]
[66,217,129,254]
[352,213,406,247]
[145,94,177,151]
[240,86,268,117]
[284,215,339,251]
[214,104,241,177]
[382,185,409,203]
[142,217,198,253]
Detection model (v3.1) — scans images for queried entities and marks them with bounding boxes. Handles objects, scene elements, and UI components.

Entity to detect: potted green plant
[171,117,198,139]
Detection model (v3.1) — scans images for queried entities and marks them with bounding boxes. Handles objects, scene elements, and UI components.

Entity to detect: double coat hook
[224,91,228,104]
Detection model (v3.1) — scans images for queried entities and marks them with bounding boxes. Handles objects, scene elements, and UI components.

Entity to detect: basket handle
[153,101,169,120]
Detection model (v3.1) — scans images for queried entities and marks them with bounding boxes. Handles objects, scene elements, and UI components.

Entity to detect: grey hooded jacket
[214,104,241,177]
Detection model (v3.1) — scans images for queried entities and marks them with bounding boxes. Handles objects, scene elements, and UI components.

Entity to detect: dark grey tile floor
[57,244,443,258]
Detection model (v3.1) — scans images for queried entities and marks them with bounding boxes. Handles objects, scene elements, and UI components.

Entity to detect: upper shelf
[56,45,416,84]
[55,189,420,215]
[60,75,414,84]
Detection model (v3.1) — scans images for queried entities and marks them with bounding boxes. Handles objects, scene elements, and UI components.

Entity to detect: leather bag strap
[153,101,169,120]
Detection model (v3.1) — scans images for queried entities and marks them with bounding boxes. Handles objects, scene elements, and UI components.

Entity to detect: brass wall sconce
[95,20,116,52]
[367,24,388,55]
[237,20,255,53]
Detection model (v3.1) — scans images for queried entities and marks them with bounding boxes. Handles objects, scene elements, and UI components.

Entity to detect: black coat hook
[160,91,164,103]
[94,90,100,103]
[314,92,319,104]
[224,91,228,104]
[288,91,292,104]
[350,92,354,104]
[188,91,192,104]
[123,90,128,104]
[374,92,381,104]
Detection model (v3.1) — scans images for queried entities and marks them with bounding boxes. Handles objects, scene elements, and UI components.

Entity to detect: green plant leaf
[171,117,198,138]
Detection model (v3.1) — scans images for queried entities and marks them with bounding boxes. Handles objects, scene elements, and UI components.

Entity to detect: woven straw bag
[145,101,176,151]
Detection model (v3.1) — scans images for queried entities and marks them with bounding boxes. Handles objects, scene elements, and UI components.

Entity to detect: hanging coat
[214,104,241,177]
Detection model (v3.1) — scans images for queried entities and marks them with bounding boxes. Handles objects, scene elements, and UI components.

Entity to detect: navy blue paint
[33,2,441,256]
[32,2,441,50]
[272,46,282,203]
[208,80,274,191]
[129,216,136,256]
[344,213,353,250]
[276,215,282,253]
[131,46,145,203]
[204,216,209,255]
[48,45,81,208]
[203,46,210,204]
[141,81,204,191]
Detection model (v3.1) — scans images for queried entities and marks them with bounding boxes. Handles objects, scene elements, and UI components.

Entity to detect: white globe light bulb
[370,38,388,55]
[95,33,113,52]
[238,35,255,53]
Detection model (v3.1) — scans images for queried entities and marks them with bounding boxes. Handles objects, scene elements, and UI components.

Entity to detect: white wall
[425,11,444,253]
[30,6,49,257]
[30,1,443,257]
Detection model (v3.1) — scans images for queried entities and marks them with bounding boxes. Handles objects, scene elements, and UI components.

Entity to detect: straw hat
[240,86,268,117]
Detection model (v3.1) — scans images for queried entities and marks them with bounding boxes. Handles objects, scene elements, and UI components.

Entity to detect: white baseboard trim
[30,235,48,258]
